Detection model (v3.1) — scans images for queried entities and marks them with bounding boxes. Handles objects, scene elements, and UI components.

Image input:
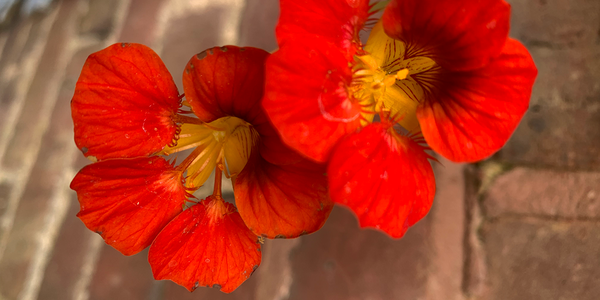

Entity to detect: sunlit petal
[71,43,180,160]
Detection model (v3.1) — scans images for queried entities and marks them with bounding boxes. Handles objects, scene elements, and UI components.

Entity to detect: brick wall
[0,0,597,299]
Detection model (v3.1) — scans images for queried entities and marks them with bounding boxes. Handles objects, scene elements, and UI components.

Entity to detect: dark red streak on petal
[382,0,511,71]
[417,39,537,162]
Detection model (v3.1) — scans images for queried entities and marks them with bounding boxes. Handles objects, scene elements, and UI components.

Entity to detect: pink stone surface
[485,167,600,219]
[501,0,600,170]
[481,218,600,300]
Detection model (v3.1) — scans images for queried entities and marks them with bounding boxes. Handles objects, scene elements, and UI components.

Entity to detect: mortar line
[484,213,600,224]
[108,0,132,44]
[220,0,245,46]
[152,0,175,55]
[10,0,85,296]
[0,29,11,63]
[17,155,77,300]
[153,0,245,56]
[71,227,104,300]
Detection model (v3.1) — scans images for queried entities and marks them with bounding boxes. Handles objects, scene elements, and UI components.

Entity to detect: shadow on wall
[0,0,54,28]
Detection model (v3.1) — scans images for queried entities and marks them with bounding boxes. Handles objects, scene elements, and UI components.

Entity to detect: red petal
[263,40,363,162]
[382,0,510,71]
[235,152,333,238]
[417,39,538,162]
[276,0,370,60]
[70,156,187,255]
[71,43,180,160]
[327,123,435,238]
[182,46,269,123]
[149,198,261,293]
[250,112,304,166]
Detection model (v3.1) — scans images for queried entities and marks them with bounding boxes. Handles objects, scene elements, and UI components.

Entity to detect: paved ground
[0,0,598,299]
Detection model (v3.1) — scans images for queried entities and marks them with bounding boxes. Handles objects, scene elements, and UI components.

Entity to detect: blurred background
[0,0,598,299]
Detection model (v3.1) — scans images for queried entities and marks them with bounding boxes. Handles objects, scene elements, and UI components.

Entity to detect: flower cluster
[263,0,537,237]
[70,0,536,294]
[70,44,331,292]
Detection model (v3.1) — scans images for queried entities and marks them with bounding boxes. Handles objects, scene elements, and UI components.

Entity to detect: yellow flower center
[163,115,259,189]
[353,20,439,132]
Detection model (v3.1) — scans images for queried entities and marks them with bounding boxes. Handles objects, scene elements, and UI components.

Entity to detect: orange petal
[70,156,187,255]
[182,46,269,123]
[327,123,435,238]
[71,43,180,160]
[235,153,333,238]
[149,197,261,293]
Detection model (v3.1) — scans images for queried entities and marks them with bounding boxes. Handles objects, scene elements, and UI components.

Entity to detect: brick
[508,0,600,49]
[283,158,467,300]
[254,239,299,300]
[500,0,600,170]
[0,12,53,151]
[500,46,600,170]
[118,0,167,45]
[0,0,19,28]
[21,0,54,16]
[161,271,257,300]
[0,247,29,299]
[0,29,8,57]
[88,246,156,300]
[0,73,76,300]
[159,6,226,90]
[423,159,466,300]
[36,194,94,300]
[484,167,600,219]
[0,181,11,219]
[0,164,54,298]
[0,2,83,299]
[0,0,84,298]
[78,0,122,40]
[1,0,80,170]
[35,43,109,300]
[88,244,258,300]
[287,206,432,300]
[481,218,600,300]
[237,0,279,51]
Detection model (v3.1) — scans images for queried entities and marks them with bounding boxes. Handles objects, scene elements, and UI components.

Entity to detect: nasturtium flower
[70,43,332,293]
[263,0,537,237]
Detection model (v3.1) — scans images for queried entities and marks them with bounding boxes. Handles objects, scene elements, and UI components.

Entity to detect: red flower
[263,0,537,237]
[70,43,332,293]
